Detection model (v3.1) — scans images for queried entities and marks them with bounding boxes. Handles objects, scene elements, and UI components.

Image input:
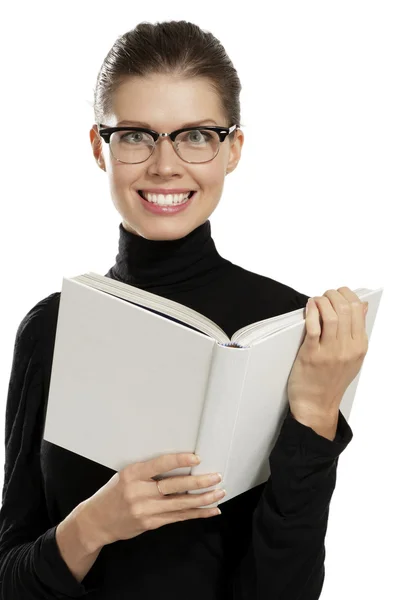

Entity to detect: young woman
[0,20,368,599]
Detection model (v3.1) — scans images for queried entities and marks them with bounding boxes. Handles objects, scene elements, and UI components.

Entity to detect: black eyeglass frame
[97,123,239,164]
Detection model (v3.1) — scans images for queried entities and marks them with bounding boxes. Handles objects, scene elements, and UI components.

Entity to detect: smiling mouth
[138,190,196,200]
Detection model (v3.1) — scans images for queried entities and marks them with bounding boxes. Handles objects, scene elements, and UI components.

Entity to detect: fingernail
[190,454,201,464]
[306,298,312,316]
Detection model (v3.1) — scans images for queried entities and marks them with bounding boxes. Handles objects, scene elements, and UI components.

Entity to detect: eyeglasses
[97,123,239,164]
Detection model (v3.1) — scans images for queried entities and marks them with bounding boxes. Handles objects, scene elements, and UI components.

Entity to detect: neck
[104,219,230,293]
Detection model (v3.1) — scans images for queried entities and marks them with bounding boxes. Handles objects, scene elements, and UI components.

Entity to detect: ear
[226,128,244,175]
[89,124,106,171]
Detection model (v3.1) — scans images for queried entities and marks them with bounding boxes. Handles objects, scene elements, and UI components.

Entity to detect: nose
[147,135,183,176]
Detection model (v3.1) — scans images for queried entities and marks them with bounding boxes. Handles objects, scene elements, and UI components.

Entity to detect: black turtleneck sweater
[0,220,353,599]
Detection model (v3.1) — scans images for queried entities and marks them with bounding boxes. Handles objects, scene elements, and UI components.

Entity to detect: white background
[0,1,398,598]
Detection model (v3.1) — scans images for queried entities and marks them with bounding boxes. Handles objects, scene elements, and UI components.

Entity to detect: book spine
[188,342,251,507]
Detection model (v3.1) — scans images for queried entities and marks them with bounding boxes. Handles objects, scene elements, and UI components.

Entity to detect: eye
[117,130,154,146]
[183,129,213,144]
[121,131,145,143]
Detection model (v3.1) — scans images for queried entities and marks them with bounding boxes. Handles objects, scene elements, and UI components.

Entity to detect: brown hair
[93,20,242,141]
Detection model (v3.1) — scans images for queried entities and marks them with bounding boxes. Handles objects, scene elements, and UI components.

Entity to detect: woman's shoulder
[15,291,61,351]
[227,261,310,311]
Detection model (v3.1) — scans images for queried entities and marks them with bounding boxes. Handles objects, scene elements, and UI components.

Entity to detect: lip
[138,188,195,194]
[138,190,196,215]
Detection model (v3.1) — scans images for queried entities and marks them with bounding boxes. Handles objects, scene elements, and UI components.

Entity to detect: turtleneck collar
[104,219,230,293]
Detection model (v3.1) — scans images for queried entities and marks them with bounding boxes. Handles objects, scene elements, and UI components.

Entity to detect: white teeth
[142,191,192,205]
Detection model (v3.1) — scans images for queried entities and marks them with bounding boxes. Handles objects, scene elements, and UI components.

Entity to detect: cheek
[109,164,142,190]
[197,165,225,191]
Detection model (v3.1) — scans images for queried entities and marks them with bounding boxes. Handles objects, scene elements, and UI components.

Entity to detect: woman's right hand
[80,453,225,549]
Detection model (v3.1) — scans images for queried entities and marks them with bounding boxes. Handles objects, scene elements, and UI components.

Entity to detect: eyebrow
[116,119,218,128]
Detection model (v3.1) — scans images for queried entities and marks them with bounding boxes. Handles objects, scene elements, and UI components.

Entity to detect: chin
[121,218,190,241]
[122,214,210,241]
[144,222,197,241]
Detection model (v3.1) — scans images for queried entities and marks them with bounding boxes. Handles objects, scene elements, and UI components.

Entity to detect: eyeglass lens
[109,129,220,163]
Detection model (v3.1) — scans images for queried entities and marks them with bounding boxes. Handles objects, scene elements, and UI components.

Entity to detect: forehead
[109,74,225,129]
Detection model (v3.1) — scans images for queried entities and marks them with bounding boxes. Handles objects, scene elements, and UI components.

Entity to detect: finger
[336,286,362,304]
[134,453,199,482]
[313,296,338,344]
[150,471,220,497]
[351,300,368,341]
[334,286,366,341]
[147,476,184,497]
[322,289,352,340]
[146,484,220,516]
[145,507,219,531]
[303,297,321,351]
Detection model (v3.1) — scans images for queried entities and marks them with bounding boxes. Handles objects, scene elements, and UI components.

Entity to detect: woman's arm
[0,300,103,598]
[55,499,105,584]
[230,407,353,599]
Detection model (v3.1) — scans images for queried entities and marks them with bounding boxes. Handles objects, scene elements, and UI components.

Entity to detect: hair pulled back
[93,20,242,141]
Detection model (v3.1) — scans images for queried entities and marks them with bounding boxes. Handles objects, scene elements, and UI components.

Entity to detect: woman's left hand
[287,287,369,424]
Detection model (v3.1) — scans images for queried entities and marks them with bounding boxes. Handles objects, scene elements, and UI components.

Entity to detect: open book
[43,272,383,506]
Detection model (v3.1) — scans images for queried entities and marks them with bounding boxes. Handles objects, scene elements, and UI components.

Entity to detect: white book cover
[43,274,383,506]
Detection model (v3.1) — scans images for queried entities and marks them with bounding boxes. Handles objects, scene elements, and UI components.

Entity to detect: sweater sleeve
[231,407,353,599]
[0,304,100,598]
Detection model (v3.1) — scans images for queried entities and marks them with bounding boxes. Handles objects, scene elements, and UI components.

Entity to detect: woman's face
[90,74,244,240]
